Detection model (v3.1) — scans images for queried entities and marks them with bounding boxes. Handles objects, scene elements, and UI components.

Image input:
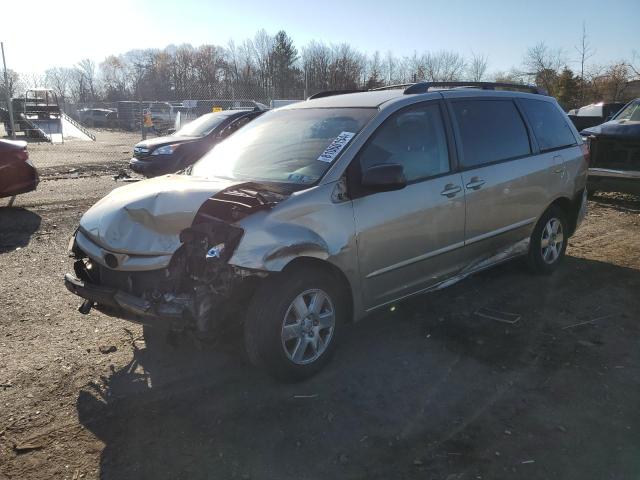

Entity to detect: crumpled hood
[80,174,240,255]
[581,120,640,139]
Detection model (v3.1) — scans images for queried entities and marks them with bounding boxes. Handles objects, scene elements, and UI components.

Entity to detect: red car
[0,139,39,205]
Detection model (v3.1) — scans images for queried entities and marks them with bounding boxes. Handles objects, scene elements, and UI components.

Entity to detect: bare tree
[225,40,240,85]
[302,41,332,95]
[26,73,45,89]
[422,51,466,82]
[250,29,275,97]
[468,52,488,81]
[193,45,226,97]
[99,55,128,100]
[575,22,595,101]
[329,43,365,90]
[402,52,423,83]
[77,59,97,101]
[491,69,526,84]
[68,69,86,103]
[603,62,631,101]
[384,51,398,84]
[45,67,72,106]
[365,51,384,88]
[523,42,566,95]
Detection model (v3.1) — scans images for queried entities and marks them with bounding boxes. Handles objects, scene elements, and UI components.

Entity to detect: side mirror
[361,164,406,191]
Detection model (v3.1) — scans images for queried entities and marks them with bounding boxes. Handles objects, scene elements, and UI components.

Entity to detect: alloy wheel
[281,289,335,365]
[540,217,564,264]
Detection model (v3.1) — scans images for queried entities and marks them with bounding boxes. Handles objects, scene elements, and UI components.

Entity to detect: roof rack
[369,83,416,91]
[307,89,365,100]
[305,82,547,101]
[402,81,547,95]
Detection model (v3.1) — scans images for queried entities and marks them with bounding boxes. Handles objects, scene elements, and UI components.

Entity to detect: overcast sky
[2,0,639,75]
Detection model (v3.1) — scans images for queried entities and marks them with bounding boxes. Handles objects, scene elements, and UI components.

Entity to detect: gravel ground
[1,154,639,479]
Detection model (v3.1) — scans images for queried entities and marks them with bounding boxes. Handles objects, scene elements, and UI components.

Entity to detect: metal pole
[1,42,17,139]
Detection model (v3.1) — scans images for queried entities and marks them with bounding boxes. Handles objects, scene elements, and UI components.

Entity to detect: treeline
[2,28,639,111]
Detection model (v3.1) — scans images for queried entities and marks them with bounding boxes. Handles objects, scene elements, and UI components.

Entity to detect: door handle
[553,155,565,174]
[440,184,462,198]
[465,177,485,190]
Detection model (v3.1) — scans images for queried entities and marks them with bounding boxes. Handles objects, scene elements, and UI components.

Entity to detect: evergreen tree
[556,67,580,110]
[271,31,299,99]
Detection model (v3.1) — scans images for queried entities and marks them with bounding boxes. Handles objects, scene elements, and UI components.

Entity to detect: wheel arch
[545,193,582,237]
[282,256,355,324]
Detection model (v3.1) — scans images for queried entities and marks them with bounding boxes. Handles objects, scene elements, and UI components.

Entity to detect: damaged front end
[64,181,288,335]
[582,102,640,195]
[586,134,640,194]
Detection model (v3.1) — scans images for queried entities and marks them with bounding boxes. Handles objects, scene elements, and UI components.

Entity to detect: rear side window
[520,99,576,151]
[451,100,531,168]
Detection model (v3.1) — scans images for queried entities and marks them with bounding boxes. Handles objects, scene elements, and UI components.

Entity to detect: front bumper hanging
[64,272,184,327]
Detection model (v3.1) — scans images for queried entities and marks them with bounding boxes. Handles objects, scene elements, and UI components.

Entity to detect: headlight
[151,144,179,155]
[206,243,225,259]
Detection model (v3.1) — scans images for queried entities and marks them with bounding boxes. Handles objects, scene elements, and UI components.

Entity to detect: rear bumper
[588,168,640,194]
[588,168,640,180]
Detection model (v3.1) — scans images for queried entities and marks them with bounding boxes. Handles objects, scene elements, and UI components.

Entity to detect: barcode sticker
[317,131,355,163]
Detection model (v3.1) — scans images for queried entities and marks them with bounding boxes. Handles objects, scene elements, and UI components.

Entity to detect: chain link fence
[1,84,300,173]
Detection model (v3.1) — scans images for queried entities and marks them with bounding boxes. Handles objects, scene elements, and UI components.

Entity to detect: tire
[527,206,568,274]
[244,265,347,382]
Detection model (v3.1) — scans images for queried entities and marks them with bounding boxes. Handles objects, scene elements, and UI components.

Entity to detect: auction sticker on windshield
[317,131,355,163]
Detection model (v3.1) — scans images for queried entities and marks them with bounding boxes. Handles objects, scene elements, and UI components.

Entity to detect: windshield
[175,112,233,137]
[190,108,375,184]
[613,100,640,121]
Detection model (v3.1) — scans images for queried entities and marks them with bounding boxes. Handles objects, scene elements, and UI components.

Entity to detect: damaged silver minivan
[65,82,589,381]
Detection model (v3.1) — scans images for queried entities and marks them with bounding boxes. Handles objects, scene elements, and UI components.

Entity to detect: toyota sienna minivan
[65,82,589,381]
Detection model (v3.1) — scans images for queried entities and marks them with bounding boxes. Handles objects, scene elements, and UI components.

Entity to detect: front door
[351,101,467,311]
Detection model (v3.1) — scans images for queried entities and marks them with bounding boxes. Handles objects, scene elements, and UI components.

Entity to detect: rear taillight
[580,142,590,166]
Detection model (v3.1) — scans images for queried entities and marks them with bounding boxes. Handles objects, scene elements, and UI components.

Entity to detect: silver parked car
[65,82,589,381]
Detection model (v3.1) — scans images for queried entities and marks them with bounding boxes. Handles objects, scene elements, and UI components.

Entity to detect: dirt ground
[0,126,142,170]
[1,149,639,479]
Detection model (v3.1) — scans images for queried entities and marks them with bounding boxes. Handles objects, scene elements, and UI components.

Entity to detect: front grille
[97,264,170,296]
[591,138,640,172]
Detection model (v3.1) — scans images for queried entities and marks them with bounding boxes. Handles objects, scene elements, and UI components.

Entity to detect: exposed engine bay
[66,183,290,334]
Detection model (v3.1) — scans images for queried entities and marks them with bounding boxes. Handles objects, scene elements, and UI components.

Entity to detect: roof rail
[307,89,365,100]
[369,83,416,91]
[403,81,547,95]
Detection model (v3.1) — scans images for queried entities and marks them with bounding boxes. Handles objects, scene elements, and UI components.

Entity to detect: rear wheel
[244,266,346,382]
[527,206,568,274]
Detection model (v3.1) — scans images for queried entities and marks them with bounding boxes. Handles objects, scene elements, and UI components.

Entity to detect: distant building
[625,79,640,99]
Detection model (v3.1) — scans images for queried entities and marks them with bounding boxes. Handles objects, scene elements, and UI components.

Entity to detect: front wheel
[527,206,568,274]
[244,266,346,382]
